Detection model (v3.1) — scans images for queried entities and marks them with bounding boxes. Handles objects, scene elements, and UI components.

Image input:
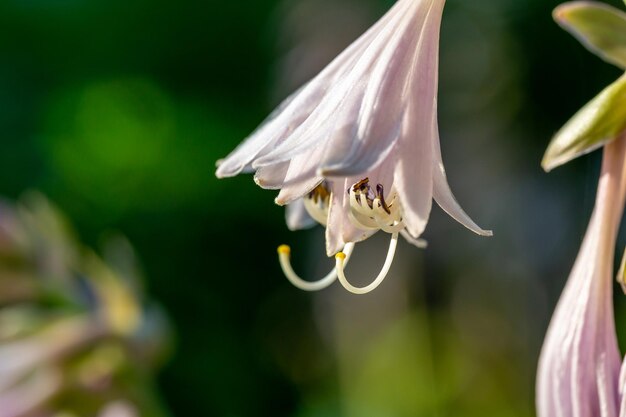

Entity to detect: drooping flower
[537,133,626,417]
[216,0,491,293]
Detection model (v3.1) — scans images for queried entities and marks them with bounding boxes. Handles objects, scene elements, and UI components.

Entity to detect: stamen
[352,178,370,192]
[376,184,391,215]
[334,232,399,295]
[348,209,380,230]
[347,179,406,235]
[376,219,405,234]
[350,189,375,217]
[277,243,355,291]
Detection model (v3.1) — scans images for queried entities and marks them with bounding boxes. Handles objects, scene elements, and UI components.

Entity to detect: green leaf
[542,73,626,171]
[554,2,626,69]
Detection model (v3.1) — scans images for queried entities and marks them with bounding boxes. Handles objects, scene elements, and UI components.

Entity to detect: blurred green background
[0,0,625,416]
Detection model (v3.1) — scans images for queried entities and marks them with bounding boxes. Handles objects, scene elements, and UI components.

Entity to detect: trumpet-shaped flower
[216,0,491,293]
[536,134,626,417]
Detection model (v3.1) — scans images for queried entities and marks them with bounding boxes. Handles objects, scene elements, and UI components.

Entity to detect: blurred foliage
[542,72,626,172]
[0,193,170,416]
[0,0,625,416]
[554,1,626,70]
[543,1,626,171]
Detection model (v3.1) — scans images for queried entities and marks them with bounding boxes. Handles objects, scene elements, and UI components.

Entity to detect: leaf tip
[541,147,560,173]
[552,2,581,25]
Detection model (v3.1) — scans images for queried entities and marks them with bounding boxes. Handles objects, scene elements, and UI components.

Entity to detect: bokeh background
[1,0,625,416]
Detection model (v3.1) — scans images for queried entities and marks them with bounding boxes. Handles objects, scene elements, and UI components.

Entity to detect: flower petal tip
[215,161,239,179]
[464,225,493,237]
[215,163,226,179]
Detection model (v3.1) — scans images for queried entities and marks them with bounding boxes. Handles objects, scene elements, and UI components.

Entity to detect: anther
[352,178,370,192]
[376,184,391,214]
[278,242,355,291]
[335,232,399,295]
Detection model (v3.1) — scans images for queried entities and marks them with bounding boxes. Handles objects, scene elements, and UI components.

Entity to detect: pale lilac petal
[253,77,366,169]
[325,181,347,256]
[390,0,443,238]
[618,356,626,416]
[340,219,374,247]
[431,121,492,236]
[537,216,620,417]
[270,97,365,177]
[318,116,401,178]
[320,0,433,177]
[275,176,321,205]
[274,147,325,205]
[285,199,316,231]
[216,11,378,178]
[324,178,380,256]
[215,86,304,177]
[339,178,377,246]
[394,105,434,238]
[254,162,289,190]
[252,0,414,169]
[273,121,400,205]
[537,136,626,417]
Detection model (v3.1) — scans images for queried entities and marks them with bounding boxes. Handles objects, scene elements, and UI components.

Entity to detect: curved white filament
[278,243,355,291]
[376,218,405,233]
[335,232,398,294]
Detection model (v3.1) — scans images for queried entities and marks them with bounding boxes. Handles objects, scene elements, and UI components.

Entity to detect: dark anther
[376,184,391,214]
[352,178,370,192]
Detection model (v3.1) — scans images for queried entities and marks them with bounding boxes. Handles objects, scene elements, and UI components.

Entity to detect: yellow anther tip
[335,252,347,261]
[278,245,291,255]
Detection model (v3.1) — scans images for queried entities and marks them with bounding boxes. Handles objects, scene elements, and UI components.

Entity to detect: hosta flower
[537,134,626,417]
[216,0,491,293]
